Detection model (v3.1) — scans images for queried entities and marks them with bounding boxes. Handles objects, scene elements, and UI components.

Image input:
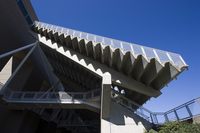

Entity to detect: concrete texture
[0,57,12,84]
[193,115,200,124]
[107,101,152,133]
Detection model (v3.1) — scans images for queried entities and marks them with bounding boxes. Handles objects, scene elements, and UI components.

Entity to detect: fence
[112,90,200,124]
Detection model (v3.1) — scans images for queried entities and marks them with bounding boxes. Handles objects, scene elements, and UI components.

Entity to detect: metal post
[0,42,36,59]
[150,113,154,123]
[174,110,180,121]
[154,114,158,124]
[164,114,169,123]
[186,105,193,117]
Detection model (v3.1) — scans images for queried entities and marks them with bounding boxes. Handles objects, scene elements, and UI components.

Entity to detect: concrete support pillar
[100,72,112,133]
[100,72,153,133]
[109,101,152,133]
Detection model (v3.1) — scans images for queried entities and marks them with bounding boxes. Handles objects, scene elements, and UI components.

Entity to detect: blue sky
[31,0,200,112]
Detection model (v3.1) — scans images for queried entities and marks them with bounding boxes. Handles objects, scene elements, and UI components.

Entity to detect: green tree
[146,122,200,133]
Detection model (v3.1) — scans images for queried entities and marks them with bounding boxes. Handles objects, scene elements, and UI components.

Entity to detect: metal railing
[35,21,188,70]
[152,97,200,124]
[112,90,154,123]
[3,89,101,102]
[1,82,199,125]
[112,90,200,125]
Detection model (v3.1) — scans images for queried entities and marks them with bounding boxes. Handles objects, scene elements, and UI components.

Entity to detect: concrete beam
[0,45,37,95]
[35,45,65,91]
[0,42,36,60]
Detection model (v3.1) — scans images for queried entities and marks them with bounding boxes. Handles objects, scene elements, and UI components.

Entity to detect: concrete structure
[193,115,200,124]
[0,0,190,133]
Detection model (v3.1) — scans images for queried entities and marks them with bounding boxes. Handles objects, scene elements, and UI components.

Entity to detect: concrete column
[100,72,153,133]
[100,72,112,133]
[109,101,152,133]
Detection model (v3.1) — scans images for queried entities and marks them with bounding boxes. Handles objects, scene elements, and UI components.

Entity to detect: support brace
[101,72,112,133]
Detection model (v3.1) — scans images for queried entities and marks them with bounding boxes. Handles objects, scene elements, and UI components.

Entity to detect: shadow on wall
[109,101,153,131]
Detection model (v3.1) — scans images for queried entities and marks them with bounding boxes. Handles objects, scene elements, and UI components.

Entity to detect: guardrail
[152,97,200,124]
[112,90,154,123]
[112,90,200,125]
[35,21,188,70]
[3,89,101,101]
[1,83,199,125]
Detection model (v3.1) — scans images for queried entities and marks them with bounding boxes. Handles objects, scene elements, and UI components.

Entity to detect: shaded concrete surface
[109,101,152,133]
[193,115,200,124]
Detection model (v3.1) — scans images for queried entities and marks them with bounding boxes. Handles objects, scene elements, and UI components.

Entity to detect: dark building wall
[0,105,69,133]
[0,0,37,71]
[0,105,40,133]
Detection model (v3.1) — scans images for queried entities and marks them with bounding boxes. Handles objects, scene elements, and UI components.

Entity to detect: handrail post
[174,110,180,121]
[150,113,154,123]
[164,113,169,123]
[153,114,158,124]
[185,105,193,118]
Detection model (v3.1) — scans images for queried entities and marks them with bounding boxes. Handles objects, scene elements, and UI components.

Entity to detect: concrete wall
[193,115,200,124]
[109,101,152,133]
[0,57,12,84]
[0,106,40,133]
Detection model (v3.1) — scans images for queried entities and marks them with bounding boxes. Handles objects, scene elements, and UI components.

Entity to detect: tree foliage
[145,122,200,133]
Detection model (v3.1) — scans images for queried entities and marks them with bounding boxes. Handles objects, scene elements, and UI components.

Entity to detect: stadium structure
[0,0,199,133]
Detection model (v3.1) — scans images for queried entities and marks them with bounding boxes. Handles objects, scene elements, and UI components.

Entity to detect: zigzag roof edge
[34,21,188,71]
